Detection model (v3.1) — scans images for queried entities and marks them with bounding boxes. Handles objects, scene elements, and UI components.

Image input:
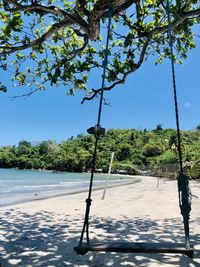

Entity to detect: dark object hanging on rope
[177,172,192,249]
[87,126,105,136]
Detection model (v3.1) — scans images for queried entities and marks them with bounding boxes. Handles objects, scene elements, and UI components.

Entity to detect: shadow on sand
[0,209,200,267]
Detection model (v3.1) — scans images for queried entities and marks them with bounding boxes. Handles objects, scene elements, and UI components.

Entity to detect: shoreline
[0,175,142,209]
[0,166,144,177]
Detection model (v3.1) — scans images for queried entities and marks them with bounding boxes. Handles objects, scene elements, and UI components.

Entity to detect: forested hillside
[0,128,199,178]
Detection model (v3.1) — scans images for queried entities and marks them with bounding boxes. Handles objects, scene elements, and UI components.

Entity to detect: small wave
[0,190,11,193]
[59,181,87,185]
[22,182,87,189]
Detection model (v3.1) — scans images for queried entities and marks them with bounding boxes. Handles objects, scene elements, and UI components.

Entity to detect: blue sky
[0,40,199,146]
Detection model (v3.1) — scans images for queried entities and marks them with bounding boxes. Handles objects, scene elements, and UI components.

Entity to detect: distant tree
[38,140,55,155]
[168,133,177,149]
[0,147,16,168]
[158,150,178,164]
[153,123,163,133]
[117,144,132,161]
[17,140,32,155]
[189,162,200,179]
[196,124,200,131]
[142,143,162,157]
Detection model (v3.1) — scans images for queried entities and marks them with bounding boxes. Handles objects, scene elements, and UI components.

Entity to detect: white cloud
[184,102,192,108]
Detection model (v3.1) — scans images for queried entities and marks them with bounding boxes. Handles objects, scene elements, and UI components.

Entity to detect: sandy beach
[0,176,199,267]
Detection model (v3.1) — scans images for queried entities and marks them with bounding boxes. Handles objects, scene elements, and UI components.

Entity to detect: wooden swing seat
[74,241,194,258]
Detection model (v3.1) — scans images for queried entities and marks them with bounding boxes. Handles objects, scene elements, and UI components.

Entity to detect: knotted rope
[166,0,192,249]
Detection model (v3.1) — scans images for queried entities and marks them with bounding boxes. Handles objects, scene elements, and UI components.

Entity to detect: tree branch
[9,88,41,100]
[148,8,200,37]
[81,5,200,103]
[4,1,89,35]
[76,0,90,17]
[4,0,67,17]
[81,37,150,103]
[59,32,88,64]
[0,19,88,56]
[88,0,137,40]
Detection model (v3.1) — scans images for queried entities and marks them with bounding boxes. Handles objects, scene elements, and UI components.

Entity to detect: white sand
[0,176,199,267]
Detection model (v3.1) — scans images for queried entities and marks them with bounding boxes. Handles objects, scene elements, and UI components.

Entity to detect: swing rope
[166,0,183,173]
[78,1,113,247]
[166,0,192,249]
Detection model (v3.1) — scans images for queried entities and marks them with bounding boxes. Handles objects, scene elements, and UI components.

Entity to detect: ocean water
[0,168,132,207]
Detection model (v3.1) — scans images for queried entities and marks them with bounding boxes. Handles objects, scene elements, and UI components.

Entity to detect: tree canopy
[0,0,199,101]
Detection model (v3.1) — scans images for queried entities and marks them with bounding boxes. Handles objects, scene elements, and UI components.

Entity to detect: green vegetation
[0,1,199,101]
[0,128,199,179]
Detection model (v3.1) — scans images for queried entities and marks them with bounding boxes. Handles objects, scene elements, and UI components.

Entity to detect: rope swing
[166,0,192,250]
[74,0,194,258]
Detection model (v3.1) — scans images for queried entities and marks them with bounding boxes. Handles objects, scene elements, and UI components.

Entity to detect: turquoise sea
[0,168,132,207]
